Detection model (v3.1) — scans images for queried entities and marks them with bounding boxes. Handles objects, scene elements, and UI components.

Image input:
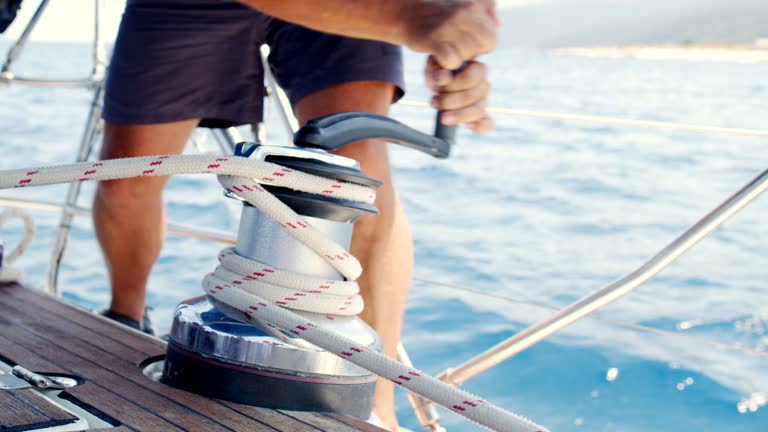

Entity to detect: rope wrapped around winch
[0,154,548,432]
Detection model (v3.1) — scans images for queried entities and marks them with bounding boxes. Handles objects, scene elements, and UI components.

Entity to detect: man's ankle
[108,301,147,322]
[100,307,156,336]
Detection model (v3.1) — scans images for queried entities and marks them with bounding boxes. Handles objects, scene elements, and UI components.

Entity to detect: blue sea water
[1,41,767,432]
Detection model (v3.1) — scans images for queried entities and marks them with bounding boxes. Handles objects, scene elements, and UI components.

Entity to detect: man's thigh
[269,22,405,176]
[100,121,200,159]
[104,1,269,128]
[267,22,405,111]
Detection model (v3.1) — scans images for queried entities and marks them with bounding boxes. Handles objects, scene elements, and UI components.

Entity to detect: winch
[161,112,453,419]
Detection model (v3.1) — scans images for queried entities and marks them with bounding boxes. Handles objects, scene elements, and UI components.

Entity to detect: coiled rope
[0,208,35,283]
[0,154,548,432]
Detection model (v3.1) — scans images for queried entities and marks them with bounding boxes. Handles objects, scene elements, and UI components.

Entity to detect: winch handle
[293,63,470,158]
[433,62,469,146]
[294,112,451,159]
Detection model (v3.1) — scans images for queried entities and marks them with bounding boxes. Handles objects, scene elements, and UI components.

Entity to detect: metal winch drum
[161,112,453,419]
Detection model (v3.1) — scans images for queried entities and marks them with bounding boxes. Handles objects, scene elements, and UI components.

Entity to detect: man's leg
[294,81,413,431]
[93,120,199,322]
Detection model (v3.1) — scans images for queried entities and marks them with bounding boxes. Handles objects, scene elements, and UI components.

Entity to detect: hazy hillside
[2,0,765,47]
[498,0,768,47]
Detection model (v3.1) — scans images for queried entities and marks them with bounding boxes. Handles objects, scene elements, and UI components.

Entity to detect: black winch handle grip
[434,113,457,147]
[294,112,452,159]
[293,64,470,159]
[433,62,470,146]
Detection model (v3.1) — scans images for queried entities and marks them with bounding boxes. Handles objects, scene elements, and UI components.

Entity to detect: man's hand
[426,57,494,133]
[401,0,499,70]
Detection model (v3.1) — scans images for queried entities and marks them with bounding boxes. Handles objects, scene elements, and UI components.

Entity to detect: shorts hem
[102,109,264,128]
[286,64,406,108]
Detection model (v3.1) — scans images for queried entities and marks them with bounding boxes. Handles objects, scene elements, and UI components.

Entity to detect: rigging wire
[413,276,768,359]
[398,100,768,138]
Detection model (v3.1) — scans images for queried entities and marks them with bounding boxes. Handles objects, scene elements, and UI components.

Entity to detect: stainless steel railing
[403,161,768,429]
[442,162,768,383]
[1,0,110,295]
[1,0,106,89]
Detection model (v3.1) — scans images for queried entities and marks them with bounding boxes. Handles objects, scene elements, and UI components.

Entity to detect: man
[95,1,497,430]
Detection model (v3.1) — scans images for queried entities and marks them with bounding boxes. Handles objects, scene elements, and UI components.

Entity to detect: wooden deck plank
[4,285,384,432]
[17,389,79,421]
[328,414,391,432]
[0,295,263,432]
[0,284,387,432]
[2,283,159,356]
[1,288,283,430]
[0,336,195,432]
[0,333,188,432]
[91,428,136,431]
[0,390,51,427]
[0,291,154,365]
[282,411,371,432]
[223,403,328,432]
[1,290,297,431]
[0,388,79,431]
[0,390,74,430]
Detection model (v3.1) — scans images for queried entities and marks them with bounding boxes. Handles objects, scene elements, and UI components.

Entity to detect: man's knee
[96,121,196,207]
[294,81,396,124]
[101,120,198,160]
[334,137,391,171]
[97,176,167,208]
[293,81,401,236]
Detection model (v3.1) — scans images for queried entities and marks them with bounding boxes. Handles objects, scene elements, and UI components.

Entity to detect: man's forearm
[237,1,406,45]
[239,0,497,74]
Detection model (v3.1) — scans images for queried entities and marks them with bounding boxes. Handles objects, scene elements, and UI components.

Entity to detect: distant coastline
[551,40,768,63]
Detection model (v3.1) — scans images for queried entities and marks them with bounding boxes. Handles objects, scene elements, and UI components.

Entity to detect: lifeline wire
[0,154,548,432]
[398,100,768,138]
[4,196,759,360]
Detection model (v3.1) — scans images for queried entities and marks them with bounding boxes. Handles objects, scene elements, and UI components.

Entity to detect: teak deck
[0,283,385,432]
[1,386,79,430]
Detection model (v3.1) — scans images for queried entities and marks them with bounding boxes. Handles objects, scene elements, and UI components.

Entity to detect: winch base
[162,342,376,419]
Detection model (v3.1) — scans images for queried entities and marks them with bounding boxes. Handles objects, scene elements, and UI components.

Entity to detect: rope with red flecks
[0,155,548,432]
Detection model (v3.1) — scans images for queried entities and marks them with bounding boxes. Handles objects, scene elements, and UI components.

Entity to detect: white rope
[0,155,549,432]
[208,248,363,315]
[0,208,35,283]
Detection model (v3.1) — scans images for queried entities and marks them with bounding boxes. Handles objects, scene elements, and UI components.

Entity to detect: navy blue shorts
[103,0,405,127]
